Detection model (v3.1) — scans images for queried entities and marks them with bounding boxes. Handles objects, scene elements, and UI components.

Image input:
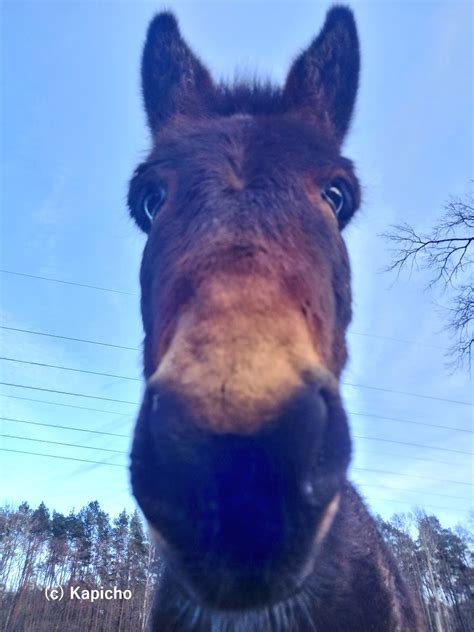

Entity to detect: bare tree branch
[382,188,474,370]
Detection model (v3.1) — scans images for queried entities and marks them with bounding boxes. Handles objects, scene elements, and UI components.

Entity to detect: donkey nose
[139,378,330,496]
[131,377,350,603]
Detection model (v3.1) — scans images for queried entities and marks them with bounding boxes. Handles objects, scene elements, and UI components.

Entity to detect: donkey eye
[322,180,353,219]
[142,186,166,223]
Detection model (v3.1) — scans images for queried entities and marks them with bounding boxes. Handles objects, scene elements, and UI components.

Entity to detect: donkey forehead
[150,115,351,180]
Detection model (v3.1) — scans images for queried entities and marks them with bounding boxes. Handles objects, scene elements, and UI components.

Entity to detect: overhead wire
[0,448,469,512]
[0,416,129,438]
[0,382,138,405]
[2,271,472,512]
[1,328,472,404]
[1,374,471,411]
[0,433,127,454]
[1,416,468,470]
[1,416,471,485]
[2,357,472,433]
[0,447,125,467]
[0,325,139,351]
[352,482,471,502]
[1,385,472,454]
[352,466,473,487]
[352,434,472,456]
[0,269,137,296]
[0,394,131,416]
[1,356,141,382]
[0,269,453,350]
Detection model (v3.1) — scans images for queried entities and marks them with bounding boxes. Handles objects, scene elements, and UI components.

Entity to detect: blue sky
[1,1,472,529]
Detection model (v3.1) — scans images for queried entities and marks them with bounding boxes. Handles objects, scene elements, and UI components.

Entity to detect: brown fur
[152,275,328,433]
[128,7,425,631]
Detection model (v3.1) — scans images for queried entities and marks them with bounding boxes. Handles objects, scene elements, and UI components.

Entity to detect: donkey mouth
[155,558,317,617]
[147,493,342,614]
[130,377,351,609]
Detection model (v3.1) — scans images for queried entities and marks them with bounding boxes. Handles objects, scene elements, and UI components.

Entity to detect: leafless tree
[1,500,472,632]
[383,188,474,370]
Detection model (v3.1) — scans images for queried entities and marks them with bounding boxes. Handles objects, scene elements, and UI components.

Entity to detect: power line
[351,411,472,434]
[367,497,468,513]
[3,356,472,434]
[0,447,126,468]
[0,433,127,454]
[343,381,472,407]
[0,394,132,416]
[4,421,461,499]
[2,394,469,443]
[0,269,137,296]
[353,467,472,487]
[0,356,141,382]
[1,343,471,408]
[353,433,473,456]
[0,326,139,351]
[1,416,129,438]
[1,383,473,455]
[0,445,470,507]
[0,382,138,405]
[356,483,471,502]
[355,449,456,467]
[2,415,471,488]
[2,326,471,406]
[7,355,474,421]
[4,359,473,438]
[349,330,448,351]
[1,415,468,473]
[0,269,452,351]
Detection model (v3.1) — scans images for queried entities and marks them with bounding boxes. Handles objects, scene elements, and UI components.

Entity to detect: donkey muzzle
[130,375,350,608]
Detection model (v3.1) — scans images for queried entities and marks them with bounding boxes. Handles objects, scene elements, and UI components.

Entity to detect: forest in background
[0,500,472,631]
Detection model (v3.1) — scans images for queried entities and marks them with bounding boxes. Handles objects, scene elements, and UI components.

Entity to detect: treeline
[376,511,473,632]
[0,501,161,631]
[0,501,472,631]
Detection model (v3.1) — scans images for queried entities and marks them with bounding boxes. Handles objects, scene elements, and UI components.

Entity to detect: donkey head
[129,7,360,612]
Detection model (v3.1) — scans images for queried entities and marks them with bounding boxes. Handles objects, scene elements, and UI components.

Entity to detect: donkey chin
[131,309,351,611]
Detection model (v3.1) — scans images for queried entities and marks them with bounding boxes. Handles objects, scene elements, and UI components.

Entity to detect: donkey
[128,7,424,632]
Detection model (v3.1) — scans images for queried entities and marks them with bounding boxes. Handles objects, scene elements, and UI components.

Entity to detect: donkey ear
[141,12,214,133]
[283,7,359,142]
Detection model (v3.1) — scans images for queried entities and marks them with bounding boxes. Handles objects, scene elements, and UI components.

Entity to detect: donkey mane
[213,81,284,117]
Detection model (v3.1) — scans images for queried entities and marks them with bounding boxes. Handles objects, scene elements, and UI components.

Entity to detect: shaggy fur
[128,6,425,631]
